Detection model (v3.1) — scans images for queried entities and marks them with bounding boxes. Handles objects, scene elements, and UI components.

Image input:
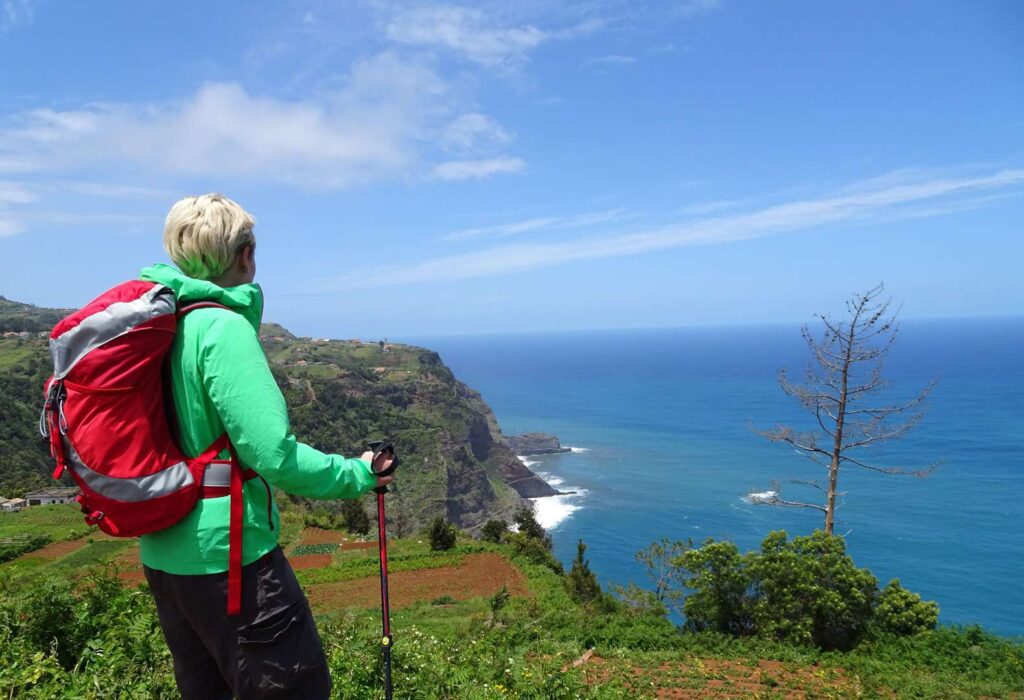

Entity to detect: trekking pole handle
[368,440,399,493]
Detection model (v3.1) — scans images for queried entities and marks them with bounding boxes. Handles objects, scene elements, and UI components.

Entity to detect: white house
[24,487,78,506]
[1,498,26,512]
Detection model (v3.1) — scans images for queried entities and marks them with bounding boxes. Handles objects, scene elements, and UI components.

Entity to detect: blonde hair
[162,193,255,280]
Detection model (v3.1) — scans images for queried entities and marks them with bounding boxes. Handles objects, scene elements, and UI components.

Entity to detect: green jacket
[138,264,376,574]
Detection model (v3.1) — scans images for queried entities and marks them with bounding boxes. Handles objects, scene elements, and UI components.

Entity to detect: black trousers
[144,547,331,700]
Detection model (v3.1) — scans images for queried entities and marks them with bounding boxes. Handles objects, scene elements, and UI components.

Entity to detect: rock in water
[504,433,572,456]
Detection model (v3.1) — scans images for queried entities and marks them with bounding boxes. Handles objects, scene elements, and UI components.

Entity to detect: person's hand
[361,450,395,488]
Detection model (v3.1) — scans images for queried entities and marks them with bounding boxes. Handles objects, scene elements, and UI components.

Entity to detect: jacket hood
[140,263,264,332]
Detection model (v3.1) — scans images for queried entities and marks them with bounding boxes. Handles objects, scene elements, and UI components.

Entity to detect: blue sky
[1,0,1022,337]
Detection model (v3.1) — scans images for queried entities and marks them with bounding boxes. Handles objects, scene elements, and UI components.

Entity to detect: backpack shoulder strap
[177,301,231,318]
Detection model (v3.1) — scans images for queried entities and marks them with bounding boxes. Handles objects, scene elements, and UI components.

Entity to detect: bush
[566,539,601,604]
[428,516,457,551]
[669,530,926,651]
[749,530,877,650]
[507,532,563,575]
[514,506,551,549]
[341,498,372,535]
[0,534,51,564]
[874,579,939,636]
[678,540,754,637]
[481,518,508,543]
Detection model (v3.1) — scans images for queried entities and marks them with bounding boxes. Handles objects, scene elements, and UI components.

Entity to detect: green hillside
[0,296,553,531]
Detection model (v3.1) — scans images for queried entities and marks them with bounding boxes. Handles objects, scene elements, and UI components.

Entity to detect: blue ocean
[406,318,1024,638]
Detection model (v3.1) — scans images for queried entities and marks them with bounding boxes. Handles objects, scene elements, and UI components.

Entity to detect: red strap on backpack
[227,445,244,615]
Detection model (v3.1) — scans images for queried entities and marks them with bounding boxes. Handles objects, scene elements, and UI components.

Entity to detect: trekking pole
[369,441,399,700]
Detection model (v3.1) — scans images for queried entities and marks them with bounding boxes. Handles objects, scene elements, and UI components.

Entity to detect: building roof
[24,487,79,498]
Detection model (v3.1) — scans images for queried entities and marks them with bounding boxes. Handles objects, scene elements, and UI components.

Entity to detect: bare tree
[756,283,937,535]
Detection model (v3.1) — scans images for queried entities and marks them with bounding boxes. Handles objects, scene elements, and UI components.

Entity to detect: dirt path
[306,552,528,611]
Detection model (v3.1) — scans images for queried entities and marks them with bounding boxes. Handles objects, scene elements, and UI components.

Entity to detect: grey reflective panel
[202,462,232,488]
[51,285,176,379]
[65,440,194,502]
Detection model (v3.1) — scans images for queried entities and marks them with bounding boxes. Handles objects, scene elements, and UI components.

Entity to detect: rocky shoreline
[504,432,572,456]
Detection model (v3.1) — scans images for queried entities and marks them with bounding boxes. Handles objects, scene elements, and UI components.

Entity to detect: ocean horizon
[401,316,1024,638]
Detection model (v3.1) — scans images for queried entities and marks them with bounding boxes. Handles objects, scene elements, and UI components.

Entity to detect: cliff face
[262,335,556,528]
[0,297,556,530]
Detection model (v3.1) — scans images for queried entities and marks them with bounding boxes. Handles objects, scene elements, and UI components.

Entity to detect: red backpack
[41,279,254,613]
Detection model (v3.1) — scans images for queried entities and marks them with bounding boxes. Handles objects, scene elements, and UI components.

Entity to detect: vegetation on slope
[0,295,550,531]
[0,506,1021,698]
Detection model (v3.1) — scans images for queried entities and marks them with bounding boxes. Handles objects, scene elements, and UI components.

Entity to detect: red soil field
[23,539,87,561]
[296,527,348,546]
[306,553,528,612]
[581,656,856,699]
[340,541,375,551]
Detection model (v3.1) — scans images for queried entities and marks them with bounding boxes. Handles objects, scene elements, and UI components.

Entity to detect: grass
[51,539,132,571]
[0,339,42,372]
[0,505,92,542]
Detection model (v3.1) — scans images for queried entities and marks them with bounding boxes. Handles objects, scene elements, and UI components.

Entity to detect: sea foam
[530,470,587,529]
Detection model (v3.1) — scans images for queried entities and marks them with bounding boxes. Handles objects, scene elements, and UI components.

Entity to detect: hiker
[138,193,394,699]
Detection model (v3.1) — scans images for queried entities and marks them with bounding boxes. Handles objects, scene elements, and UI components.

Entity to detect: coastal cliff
[0,297,557,529]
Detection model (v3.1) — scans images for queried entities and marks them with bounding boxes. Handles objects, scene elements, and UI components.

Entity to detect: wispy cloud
[586,54,637,67]
[0,53,522,189]
[312,169,1024,290]
[445,208,628,241]
[431,157,525,181]
[0,180,35,204]
[1,0,32,34]
[385,5,604,69]
[440,112,511,153]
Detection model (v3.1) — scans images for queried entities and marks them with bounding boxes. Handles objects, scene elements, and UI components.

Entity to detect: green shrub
[514,507,550,549]
[341,498,371,535]
[873,579,939,636]
[489,585,510,613]
[749,530,877,650]
[566,539,601,604]
[481,518,508,543]
[677,540,754,637]
[428,516,457,551]
[0,534,50,564]
[670,530,911,650]
[507,532,563,575]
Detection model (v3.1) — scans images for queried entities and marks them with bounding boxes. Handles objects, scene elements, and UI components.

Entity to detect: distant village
[0,487,77,513]
[1,331,49,338]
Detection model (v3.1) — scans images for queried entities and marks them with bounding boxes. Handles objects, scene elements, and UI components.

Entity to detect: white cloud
[0,53,521,188]
[445,209,628,241]
[0,218,22,237]
[314,169,1024,289]
[587,54,637,67]
[431,157,525,181]
[1,0,32,34]
[440,112,511,153]
[385,4,602,68]
[0,180,35,204]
